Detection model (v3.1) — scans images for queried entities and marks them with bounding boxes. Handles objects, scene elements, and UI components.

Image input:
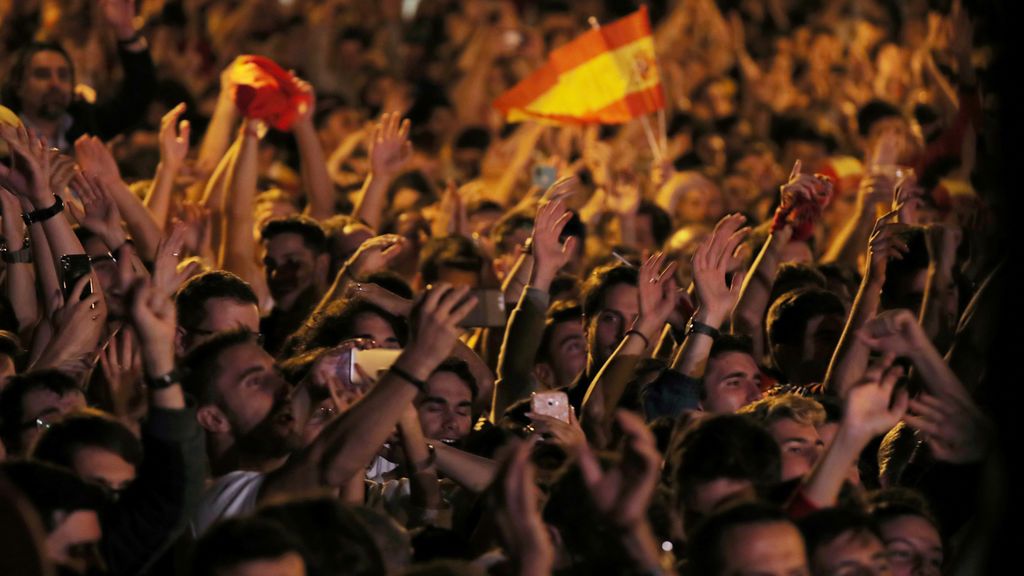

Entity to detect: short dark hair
[1,41,75,113]
[0,370,80,453]
[770,263,828,305]
[175,271,258,330]
[282,298,409,357]
[537,300,583,364]
[857,99,904,137]
[766,288,846,349]
[260,215,328,254]
[0,460,106,533]
[431,357,478,400]
[181,330,260,405]
[638,200,672,246]
[866,487,940,531]
[31,410,143,471]
[669,414,781,513]
[419,236,485,285]
[798,507,884,560]
[702,334,757,401]
[192,517,305,576]
[688,501,796,576]
[489,210,533,253]
[580,264,638,319]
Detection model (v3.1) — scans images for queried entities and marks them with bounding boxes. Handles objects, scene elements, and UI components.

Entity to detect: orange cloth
[493,7,664,125]
[228,56,311,131]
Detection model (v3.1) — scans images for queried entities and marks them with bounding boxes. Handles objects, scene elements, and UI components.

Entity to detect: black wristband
[1,245,32,263]
[685,318,720,340]
[22,195,64,226]
[145,369,181,390]
[624,329,650,348]
[390,365,427,392]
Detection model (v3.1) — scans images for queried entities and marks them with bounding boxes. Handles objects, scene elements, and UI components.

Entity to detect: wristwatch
[685,317,720,340]
[22,195,64,226]
[1,245,32,263]
[145,369,181,390]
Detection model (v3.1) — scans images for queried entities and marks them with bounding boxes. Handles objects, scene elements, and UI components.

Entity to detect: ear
[533,363,554,389]
[196,405,231,434]
[174,326,188,358]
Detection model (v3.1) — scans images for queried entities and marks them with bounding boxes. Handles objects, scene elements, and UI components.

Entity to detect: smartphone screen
[350,348,403,387]
[458,289,506,328]
[59,254,93,300]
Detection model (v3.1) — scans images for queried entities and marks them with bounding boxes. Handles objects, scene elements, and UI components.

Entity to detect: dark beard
[233,407,302,460]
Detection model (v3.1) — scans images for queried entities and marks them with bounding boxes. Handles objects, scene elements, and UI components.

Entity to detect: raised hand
[74,135,123,186]
[634,252,679,341]
[842,354,909,441]
[99,326,144,420]
[526,405,586,460]
[309,339,376,412]
[291,74,316,126]
[893,174,925,225]
[35,277,108,374]
[866,209,910,281]
[159,103,191,168]
[345,234,407,278]
[99,0,138,41]
[152,221,201,298]
[344,282,413,317]
[530,197,577,290]
[67,171,126,249]
[692,213,749,326]
[924,223,961,276]
[905,392,992,464]
[539,174,579,204]
[129,277,176,377]
[0,123,52,203]
[491,437,555,575]
[856,309,926,358]
[368,112,412,179]
[49,152,78,197]
[402,283,477,375]
[577,410,661,529]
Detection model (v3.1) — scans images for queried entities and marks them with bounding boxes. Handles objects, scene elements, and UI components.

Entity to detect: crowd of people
[0,0,1008,575]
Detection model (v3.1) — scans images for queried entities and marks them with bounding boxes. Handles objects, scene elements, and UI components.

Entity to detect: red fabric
[228,55,311,131]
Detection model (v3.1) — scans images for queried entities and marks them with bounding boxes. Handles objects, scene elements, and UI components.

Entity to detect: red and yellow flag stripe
[494,6,664,125]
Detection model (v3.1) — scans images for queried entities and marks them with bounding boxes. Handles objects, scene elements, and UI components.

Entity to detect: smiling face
[416,371,473,443]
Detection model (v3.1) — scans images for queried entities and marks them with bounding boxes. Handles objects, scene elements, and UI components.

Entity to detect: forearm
[352,173,390,232]
[824,275,883,398]
[821,202,873,266]
[731,232,786,355]
[492,287,549,421]
[105,180,162,260]
[918,267,955,351]
[910,341,972,405]
[492,125,545,205]
[433,442,497,493]
[799,425,865,508]
[582,327,652,432]
[144,161,182,231]
[219,131,259,283]
[3,221,40,331]
[670,307,725,376]
[293,119,335,221]
[197,94,239,177]
[27,222,60,316]
[399,411,442,510]
[502,252,533,307]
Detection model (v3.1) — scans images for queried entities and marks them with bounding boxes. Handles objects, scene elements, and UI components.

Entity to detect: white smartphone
[531,391,570,423]
[350,348,403,387]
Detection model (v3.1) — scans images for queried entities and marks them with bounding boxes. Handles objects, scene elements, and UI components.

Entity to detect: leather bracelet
[1,245,32,264]
[685,318,720,340]
[624,329,650,348]
[390,365,427,393]
[145,368,181,390]
[22,195,64,226]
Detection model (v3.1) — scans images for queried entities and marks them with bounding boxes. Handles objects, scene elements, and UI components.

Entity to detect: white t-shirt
[192,471,265,535]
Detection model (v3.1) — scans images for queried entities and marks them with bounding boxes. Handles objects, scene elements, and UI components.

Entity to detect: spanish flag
[494,6,664,125]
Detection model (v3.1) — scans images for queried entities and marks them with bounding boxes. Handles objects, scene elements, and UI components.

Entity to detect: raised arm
[918,224,961,351]
[492,197,576,421]
[145,103,191,231]
[218,121,261,288]
[290,78,335,221]
[261,284,476,499]
[74,136,161,260]
[824,210,909,398]
[196,63,241,178]
[671,213,749,377]
[352,113,411,231]
[0,187,39,333]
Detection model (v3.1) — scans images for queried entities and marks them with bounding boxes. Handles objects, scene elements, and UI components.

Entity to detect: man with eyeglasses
[0,369,86,457]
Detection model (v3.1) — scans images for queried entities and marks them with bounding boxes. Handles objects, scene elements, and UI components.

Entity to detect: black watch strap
[685,318,720,340]
[22,195,64,226]
[145,369,181,390]
[1,245,32,263]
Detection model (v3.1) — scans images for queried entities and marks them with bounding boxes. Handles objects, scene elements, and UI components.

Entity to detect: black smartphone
[59,254,93,300]
[458,289,506,328]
